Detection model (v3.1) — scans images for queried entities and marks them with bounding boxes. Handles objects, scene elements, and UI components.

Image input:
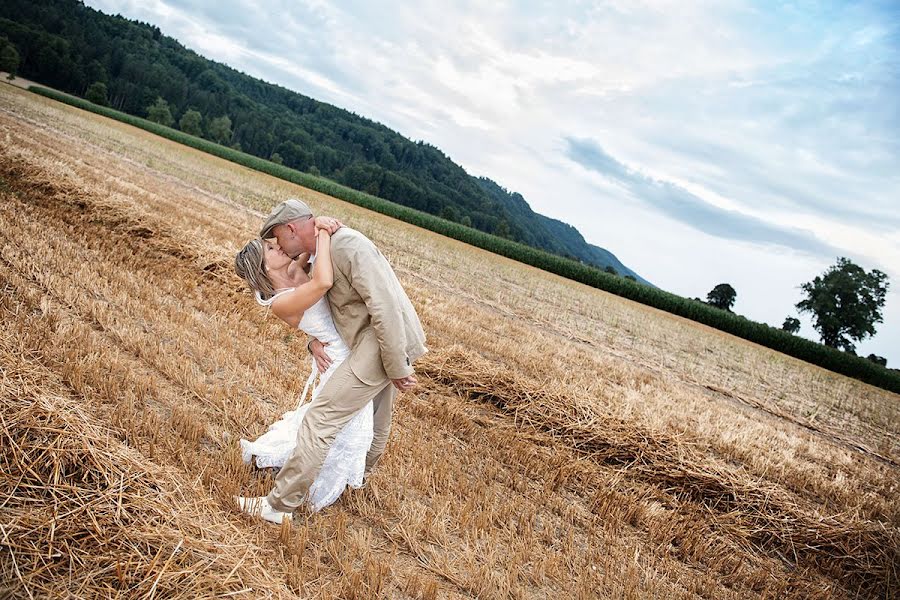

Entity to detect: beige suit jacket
[319,228,427,384]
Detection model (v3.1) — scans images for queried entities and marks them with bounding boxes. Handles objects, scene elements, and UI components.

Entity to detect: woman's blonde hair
[235,238,276,301]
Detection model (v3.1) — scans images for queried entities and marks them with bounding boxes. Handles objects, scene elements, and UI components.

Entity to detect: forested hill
[0,0,647,282]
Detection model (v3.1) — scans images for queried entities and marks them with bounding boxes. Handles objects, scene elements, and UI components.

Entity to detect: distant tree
[439,205,460,222]
[308,165,321,176]
[179,109,203,136]
[208,115,232,145]
[604,266,618,276]
[782,316,801,334]
[494,219,511,239]
[866,354,887,367]
[146,97,174,127]
[706,283,737,311]
[0,38,20,80]
[460,215,472,228]
[85,81,108,106]
[796,257,889,352]
[85,59,107,84]
[269,152,283,165]
[624,275,637,282]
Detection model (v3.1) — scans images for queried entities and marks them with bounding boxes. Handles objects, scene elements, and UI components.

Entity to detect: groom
[258,199,426,516]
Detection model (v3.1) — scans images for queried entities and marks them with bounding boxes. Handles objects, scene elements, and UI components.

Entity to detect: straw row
[0,331,291,598]
[418,347,900,597]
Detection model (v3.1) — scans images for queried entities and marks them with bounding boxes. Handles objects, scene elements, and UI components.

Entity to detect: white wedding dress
[240,292,374,512]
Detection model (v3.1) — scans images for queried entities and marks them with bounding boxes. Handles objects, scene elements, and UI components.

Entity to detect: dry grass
[1,84,898,599]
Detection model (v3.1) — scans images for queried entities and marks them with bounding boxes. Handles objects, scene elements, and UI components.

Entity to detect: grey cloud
[653,134,900,232]
[562,138,631,181]
[565,137,844,257]
[570,18,900,231]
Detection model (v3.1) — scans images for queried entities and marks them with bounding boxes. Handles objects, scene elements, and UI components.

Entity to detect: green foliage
[27,86,900,394]
[208,115,232,145]
[604,266,618,275]
[796,257,889,352]
[269,152,283,165]
[179,109,202,137]
[439,204,459,222]
[85,81,107,106]
[866,354,887,367]
[782,316,801,334]
[706,283,736,311]
[146,97,174,127]
[0,36,18,79]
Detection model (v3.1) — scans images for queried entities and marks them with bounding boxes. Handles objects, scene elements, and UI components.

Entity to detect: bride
[233,216,371,521]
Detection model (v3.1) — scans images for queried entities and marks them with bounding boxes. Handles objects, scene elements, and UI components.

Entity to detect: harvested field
[1,83,898,599]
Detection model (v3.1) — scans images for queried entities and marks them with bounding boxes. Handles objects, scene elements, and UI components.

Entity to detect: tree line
[700,258,891,366]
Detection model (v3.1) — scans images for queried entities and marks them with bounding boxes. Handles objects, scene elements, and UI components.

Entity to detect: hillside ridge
[0,0,648,282]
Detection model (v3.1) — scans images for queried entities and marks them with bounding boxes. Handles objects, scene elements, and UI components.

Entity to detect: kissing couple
[233,199,427,523]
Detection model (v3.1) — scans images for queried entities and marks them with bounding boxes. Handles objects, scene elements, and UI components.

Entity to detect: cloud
[631,65,900,225]
[564,137,844,258]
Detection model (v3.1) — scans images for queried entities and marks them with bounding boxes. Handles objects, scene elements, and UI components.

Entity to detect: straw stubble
[1,83,897,599]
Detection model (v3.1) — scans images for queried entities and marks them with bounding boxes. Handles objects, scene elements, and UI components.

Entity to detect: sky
[87,0,900,364]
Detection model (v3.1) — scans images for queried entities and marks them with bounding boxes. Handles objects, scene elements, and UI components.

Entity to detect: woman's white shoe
[235,495,292,524]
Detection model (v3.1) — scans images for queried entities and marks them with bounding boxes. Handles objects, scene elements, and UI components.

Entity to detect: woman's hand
[315,216,342,234]
[309,339,333,373]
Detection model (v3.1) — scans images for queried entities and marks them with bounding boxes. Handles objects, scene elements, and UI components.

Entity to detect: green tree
[439,205,459,222]
[208,115,232,145]
[269,152,283,165]
[179,109,203,136]
[460,215,472,228]
[85,59,107,84]
[146,97,174,127]
[781,316,801,334]
[604,266,618,276]
[0,39,19,80]
[866,354,887,367]
[706,283,737,311]
[624,275,637,282]
[796,257,889,352]
[85,81,108,106]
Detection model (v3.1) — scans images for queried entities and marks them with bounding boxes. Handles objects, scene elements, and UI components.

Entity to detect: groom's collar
[308,236,319,264]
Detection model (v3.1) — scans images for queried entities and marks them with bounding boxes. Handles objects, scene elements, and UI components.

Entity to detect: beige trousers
[267,358,396,512]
